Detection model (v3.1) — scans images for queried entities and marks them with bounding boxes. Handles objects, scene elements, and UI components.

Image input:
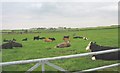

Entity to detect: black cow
[64,36,69,38]
[3,38,16,42]
[0,41,22,49]
[11,41,22,47]
[86,41,120,60]
[0,42,13,49]
[22,38,27,41]
[39,37,46,40]
[12,38,16,41]
[49,38,56,41]
[73,36,83,39]
[73,36,88,40]
[3,39,10,42]
[34,36,39,40]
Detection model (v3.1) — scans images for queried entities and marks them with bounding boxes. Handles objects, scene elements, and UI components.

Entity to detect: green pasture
[1,27,119,72]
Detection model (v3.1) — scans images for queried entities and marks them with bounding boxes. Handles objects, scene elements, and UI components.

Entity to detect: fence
[0,49,120,73]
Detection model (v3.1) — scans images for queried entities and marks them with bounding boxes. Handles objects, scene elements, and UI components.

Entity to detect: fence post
[41,61,45,73]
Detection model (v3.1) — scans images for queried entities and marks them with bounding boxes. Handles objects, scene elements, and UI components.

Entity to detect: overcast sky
[1,1,118,30]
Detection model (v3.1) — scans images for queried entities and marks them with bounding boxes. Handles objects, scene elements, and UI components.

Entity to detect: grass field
[1,26,120,72]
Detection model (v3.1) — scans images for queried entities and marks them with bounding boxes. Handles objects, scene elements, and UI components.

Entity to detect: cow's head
[63,36,69,41]
[86,41,96,51]
[64,36,69,38]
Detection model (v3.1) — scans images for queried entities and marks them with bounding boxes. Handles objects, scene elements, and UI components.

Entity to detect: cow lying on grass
[44,38,55,42]
[73,36,83,39]
[49,38,56,41]
[55,41,71,48]
[22,38,27,41]
[12,38,16,41]
[0,41,23,49]
[73,36,88,40]
[86,41,120,60]
[3,38,16,42]
[3,39,10,42]
[44,38,53,42]
[33,36,39,40]
[39,37,46,40]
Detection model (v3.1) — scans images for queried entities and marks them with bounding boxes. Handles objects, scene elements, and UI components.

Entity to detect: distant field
[1,26,120,72]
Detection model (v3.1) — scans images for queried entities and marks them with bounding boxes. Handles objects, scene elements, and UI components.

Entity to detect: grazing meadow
[1,26,120,72]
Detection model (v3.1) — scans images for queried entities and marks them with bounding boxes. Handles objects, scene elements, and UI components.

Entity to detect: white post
[42,61,45,73]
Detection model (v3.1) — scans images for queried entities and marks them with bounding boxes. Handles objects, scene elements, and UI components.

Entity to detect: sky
[1,1,119,30]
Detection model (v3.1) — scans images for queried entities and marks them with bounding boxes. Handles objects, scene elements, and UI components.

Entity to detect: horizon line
[0,24,118,30]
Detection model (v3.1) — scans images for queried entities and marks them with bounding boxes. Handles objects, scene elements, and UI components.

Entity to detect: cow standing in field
[86,41,120,60]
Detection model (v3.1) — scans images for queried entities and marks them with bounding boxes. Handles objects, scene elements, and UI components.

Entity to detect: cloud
[97,3,118,11]
[30,3,43,8]
[1,2,118,29]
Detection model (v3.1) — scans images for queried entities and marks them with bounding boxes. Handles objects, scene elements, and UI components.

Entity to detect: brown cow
[44,38,53,42]
[55,41,71,48]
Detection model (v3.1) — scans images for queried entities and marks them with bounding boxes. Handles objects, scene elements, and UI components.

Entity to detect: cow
[73,36,88,40]
[44,38,53,42]
[49,38,56,41]
[34,36,39,40]
[3,39,10,42]
[39,37,46,40]
[12,38,16,41]
[86,41,120,60]
[22,38,27,41]
[63,36,69,41]
[55,41,71,48]
[0,41,22,49]
[0,42,13,49]
[73,36,83,39]
[11,41,22,47]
